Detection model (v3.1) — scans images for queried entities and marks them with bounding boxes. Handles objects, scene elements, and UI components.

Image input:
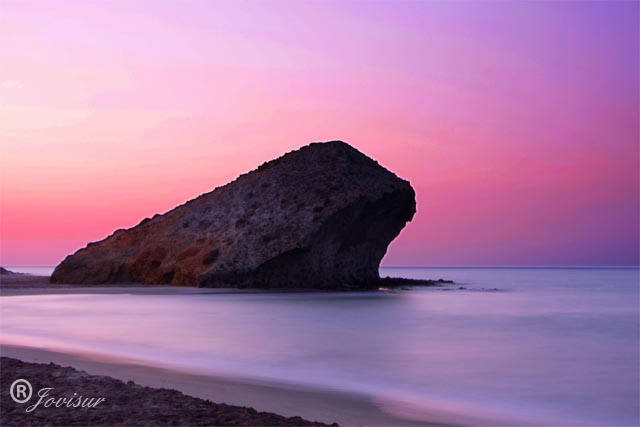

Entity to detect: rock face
[51,141,416,289]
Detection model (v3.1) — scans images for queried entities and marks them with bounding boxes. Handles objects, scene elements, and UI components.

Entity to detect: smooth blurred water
[1,267,638,426]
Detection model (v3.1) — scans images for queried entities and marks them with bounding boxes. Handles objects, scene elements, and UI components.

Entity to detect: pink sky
[1,1,638,266]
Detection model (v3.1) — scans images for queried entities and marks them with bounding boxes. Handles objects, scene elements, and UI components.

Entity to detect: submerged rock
[51,141,416,289]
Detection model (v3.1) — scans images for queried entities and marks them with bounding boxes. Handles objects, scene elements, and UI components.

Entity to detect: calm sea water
[1,267,638,426]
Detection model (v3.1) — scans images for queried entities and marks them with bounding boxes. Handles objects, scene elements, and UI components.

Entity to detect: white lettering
[24,387,106,413]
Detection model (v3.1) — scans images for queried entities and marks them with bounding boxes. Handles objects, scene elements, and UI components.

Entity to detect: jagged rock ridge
[51,141,416,289]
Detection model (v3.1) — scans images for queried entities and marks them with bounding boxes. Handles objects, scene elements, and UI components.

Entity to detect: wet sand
[0,275,313,296]
[0,275,447,296]
[0,344,439,426]
[0,275,445,426]
[1,356,333,426]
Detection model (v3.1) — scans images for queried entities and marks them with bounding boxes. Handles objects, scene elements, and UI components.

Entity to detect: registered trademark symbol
[10,378,32,403]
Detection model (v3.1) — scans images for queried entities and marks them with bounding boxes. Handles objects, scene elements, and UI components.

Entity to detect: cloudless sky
[1,0,638,266]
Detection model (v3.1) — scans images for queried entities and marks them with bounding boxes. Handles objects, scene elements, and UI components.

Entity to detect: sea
[1,266,638,426]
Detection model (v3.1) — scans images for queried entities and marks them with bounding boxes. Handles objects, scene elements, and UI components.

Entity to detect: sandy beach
[0,345,439,426]
[0,276,443,426]
[1,356,333,426]
[0,275,326,296]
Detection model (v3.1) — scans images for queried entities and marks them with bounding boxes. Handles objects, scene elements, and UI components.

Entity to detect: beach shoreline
[0,275,455,426]
[0,356,335,426]
[0,344,442,426]
[0,275,283,296]
[0,275,449,297]
[2,268,638,426]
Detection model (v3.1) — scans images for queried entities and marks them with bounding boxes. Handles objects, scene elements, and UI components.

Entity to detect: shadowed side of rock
[51,141,416,290]
[200,188,415,289]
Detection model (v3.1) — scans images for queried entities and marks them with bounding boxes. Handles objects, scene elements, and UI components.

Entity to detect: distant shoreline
[0,275,451,296]
[3,265,638,277]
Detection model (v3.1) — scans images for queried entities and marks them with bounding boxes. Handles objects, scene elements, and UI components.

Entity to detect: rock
[0,267,19,275]
[51,141,416,289]
[378,276,453,287]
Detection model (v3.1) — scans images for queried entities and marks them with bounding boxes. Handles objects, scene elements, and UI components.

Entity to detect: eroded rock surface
[51,141,416,289]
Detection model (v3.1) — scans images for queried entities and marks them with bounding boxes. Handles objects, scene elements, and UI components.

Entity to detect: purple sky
[1,0,638,266]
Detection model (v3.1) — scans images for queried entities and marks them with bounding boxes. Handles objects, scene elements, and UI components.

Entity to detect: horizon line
[4,264,639,269]
[381,265,640,269]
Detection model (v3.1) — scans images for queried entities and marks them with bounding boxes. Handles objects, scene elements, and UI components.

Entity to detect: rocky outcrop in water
[0,267,20,275]
[51,141,416,289]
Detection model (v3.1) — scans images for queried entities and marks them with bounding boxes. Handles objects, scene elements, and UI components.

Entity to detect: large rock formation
[51,141,416,289]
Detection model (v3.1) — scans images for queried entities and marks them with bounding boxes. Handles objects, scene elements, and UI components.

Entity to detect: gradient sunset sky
[1,0,638,267]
